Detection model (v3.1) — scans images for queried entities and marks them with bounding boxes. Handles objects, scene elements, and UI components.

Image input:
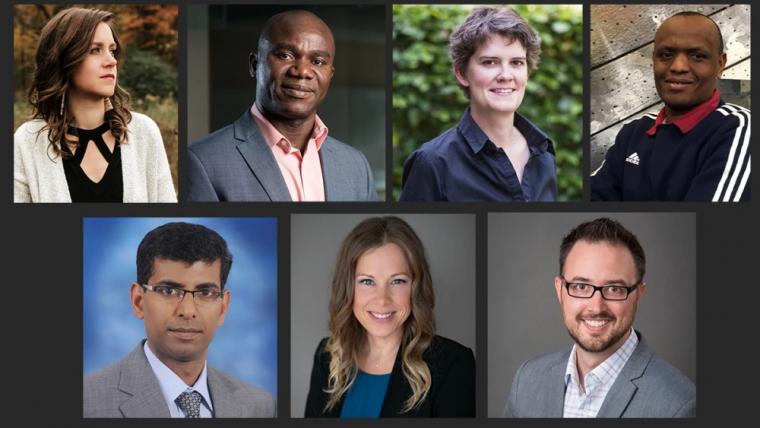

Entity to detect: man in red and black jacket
[592,11,750,202]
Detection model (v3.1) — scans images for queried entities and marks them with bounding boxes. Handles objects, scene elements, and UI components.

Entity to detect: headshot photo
[186,4,384,201]
[590,4,751,201]
[83,217,277,418]
[13,4,178,202]
[488,213,696,418]
[291,214,476,417]
[393,4,582,202]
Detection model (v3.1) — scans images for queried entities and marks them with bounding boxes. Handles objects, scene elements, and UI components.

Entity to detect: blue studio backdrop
[83,217,278,396]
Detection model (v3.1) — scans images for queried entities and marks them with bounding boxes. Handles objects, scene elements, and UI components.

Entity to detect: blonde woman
[14,7,176,202]
[304,216,475,417]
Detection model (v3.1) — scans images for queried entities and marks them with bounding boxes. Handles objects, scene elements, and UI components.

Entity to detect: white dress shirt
[563,328,639,417]
[143,341,214,418]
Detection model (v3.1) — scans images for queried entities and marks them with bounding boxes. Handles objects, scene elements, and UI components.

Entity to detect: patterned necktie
[175,390,203,418]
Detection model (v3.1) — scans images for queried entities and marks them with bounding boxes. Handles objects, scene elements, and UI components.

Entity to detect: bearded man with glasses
[505,217,695,418]
[84,222,274,418]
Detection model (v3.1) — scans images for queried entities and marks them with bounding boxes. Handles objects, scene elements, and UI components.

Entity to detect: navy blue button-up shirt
[400,108,557,201]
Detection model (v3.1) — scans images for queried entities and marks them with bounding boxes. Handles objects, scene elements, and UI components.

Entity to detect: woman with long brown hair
[304,216,475,417]
[14,7,176,202]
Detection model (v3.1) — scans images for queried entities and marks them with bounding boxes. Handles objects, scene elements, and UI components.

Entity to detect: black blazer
[304,335,475,417]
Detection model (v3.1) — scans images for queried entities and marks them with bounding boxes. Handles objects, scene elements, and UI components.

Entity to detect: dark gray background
[290,214,476,417]
[488,212,696,417]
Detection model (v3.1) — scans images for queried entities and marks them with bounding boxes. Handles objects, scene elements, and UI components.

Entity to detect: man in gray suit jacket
[505,218,695,418]
[84,222,275,418]
[187,10,377,202]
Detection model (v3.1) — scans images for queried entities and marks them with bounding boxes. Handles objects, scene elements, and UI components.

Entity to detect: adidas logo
[625,152,640,166]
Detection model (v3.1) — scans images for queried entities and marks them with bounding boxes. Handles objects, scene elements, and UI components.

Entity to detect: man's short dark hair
[559,218,646,282]
[669,11,724,53]
[136,222,233,289]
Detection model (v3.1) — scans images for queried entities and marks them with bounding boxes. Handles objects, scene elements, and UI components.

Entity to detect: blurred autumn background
[14,4,179,191]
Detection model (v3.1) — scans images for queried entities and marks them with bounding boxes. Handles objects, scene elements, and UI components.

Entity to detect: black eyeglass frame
[560,276,642,301]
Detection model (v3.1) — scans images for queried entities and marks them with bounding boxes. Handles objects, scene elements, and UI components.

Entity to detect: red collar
[647,89,721,136]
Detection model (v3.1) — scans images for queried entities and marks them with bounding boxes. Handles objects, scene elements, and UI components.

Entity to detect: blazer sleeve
[187,146,221,202]
[431,345,475,417]
[304,338,330,417]
[504,360,527,417]
[359,149,378,201]
[400,150,443,201]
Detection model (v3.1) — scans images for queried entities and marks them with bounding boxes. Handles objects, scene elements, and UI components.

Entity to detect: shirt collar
[457,107,554,155]
[251,102,329,153]
[143,341,213,413]
[647,89,721,136]
[564,328,639,388]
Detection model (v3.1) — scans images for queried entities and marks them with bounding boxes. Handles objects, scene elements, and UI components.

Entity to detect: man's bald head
[657,11,723,54]
[250,10,336,125]
[257,10,336,61]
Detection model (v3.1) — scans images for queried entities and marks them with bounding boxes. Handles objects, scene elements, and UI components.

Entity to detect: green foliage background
[393,4,583,201]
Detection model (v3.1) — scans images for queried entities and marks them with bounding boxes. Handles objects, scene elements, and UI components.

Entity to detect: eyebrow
[153,280,220,290]
[272,43,332,59]
[568,276,628,285]
[91,41,117,48]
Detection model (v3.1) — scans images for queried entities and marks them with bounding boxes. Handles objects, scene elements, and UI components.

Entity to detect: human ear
[216,290,231,327]
[249,52,258,78]
[453,65,469,88]
[130,282,145,320]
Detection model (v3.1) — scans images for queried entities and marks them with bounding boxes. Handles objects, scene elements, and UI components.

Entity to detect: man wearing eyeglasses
[83,222,275,418]
[504,217,695,417]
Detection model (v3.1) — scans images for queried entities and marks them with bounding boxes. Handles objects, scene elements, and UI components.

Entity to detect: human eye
[569,283,587,292]
[481,59,498,66]
[357,277,375,286]
[511,59,526,67]
[312,58,328,66]
[274,50,294,61]
[197,289,218,298]
[390,277,409,286]
[153,286,177,297]
[690,52,707,61]
[90,46,101,54]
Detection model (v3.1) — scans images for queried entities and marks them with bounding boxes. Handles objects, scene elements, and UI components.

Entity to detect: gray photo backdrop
[291,213,476,417]
[488,212,696,417]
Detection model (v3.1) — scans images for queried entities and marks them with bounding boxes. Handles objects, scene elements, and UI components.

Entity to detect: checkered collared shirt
[562,328,639,417]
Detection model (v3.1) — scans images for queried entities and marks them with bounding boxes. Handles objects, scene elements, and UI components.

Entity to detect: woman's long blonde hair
[324,216,436,414]
[28,7,131,158]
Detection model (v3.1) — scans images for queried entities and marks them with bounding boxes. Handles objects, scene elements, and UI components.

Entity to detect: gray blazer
[505,333,695,418]
[187,111,377,201]
[83,342,275,418]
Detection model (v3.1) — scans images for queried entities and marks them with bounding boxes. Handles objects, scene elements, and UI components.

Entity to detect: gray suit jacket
[187,111,377,201]
[505,333,695,418]
[83,342,275,418]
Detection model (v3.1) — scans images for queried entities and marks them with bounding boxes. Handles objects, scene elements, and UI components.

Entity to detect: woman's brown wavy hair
[28,7,131,158]
[324,216,436,413]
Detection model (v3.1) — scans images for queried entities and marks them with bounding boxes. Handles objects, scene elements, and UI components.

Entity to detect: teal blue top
[339,370,391,418]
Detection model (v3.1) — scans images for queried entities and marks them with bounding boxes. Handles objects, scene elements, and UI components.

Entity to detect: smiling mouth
[581,318,612,331]
[664,79,694,90]
[369,311,395,320]
[169,328,202,340]
[490,88,516,94]
[280,84,314,99]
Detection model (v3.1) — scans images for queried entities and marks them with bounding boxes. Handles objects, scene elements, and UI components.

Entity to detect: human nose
[103,53,117,68]
[669,52,689,73]
[175,291,198,318]
[586,288,607,310]
[373,284,393,305]
[288,58,315,79]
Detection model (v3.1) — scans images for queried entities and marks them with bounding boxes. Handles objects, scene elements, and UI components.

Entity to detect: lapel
[597,332,653,417]
[319,139,338,201]
[379,351,412,417]
[232,112,292,201]
[545,349,570,417]
[208,367,238,417]
[117,341,171,418]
